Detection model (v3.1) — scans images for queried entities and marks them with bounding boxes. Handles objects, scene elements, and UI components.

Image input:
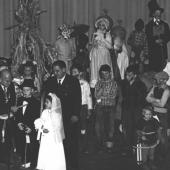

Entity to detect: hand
[43,73,50,82]
[70,115,79,123]
[11,106,18,113]
[18,123,24,131]
[155,39,163,44]
[25,127,32,134]
[141,136,147,141]
[43,128,49,133]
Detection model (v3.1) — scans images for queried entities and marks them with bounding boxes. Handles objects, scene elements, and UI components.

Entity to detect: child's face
[24,66,32,77]
[45,99,52,109]
[71,68,80,79]
[98,22,106,32]
[101,71,111,80]
[143,109,152,121]
[22,87,33,98]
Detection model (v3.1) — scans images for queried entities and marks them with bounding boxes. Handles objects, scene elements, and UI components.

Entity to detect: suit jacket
[43,74,82,128]
[15,96,40,134]
[0,83,16,115]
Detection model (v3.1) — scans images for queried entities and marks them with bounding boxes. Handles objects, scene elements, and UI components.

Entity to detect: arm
[86,83,93,110]
[94,81,103,100]
[152,88,170,107]
[160,22,170,44]
[146,86,159,103]
[101,32,112,49]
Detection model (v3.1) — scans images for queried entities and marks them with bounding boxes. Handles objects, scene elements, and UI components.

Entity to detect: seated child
[34,93,66,170]
[136,105,161,168]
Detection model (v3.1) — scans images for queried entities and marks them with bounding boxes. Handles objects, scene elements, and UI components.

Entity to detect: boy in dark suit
[15,79,40,168]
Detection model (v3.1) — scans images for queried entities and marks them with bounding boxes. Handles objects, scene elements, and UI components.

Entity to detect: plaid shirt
[95,78,117,106]
[128,30,148,57]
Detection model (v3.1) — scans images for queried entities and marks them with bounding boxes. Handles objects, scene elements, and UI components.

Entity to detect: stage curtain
[0,0,170,58]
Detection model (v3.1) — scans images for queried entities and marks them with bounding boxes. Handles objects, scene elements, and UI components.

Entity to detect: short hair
[135,19,144,31]
[52,60,66,69]
[126,65,138,75]
[99,64,111,77]
[142,105,153,115]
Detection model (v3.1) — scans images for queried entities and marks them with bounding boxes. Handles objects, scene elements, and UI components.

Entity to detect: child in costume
[15,79,40,168]
[35,93,66,170]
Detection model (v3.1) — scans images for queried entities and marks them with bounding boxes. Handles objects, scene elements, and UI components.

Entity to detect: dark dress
[145,19,170,72]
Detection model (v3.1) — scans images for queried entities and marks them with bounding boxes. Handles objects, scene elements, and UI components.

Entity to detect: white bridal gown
[36,109,66,170]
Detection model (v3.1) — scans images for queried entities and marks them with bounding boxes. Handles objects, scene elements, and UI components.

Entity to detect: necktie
[58,80,62,86]
[4,87,9,103]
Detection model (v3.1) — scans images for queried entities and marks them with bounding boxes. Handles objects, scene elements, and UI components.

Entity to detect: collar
[1,84,7,91]
[153,18,160,24]
[58,74,66,84]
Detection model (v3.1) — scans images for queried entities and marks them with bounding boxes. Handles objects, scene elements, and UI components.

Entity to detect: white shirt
[22,101,28,115]
[80,79,92,110]
[163,62,170,86]
[57,75,66,85]
[117,43,129,80]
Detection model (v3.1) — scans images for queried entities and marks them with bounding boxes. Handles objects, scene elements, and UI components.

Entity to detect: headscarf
[95,17,110,31]
[48,93,65,141]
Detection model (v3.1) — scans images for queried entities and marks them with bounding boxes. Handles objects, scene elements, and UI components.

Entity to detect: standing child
[136,105,161,169]
[127,19,148,73]
[71,64,93,153]
[95,64,119,152]
[34,93,66,170]
[15,79,40,168]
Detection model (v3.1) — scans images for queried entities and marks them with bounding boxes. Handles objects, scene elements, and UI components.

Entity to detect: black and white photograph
[0,0,170,170]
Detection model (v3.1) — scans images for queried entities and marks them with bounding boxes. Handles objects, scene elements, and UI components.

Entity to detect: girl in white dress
[34,93,66,170]
[90,17,113,88]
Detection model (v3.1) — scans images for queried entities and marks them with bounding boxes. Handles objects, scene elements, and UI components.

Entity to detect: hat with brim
[20,79,36,90]
[95,17,110,31]
[148,0,164,17]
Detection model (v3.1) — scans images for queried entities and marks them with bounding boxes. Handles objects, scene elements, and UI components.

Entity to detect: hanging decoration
[5,0,57,88]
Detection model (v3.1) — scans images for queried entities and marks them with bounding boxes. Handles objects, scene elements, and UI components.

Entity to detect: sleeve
[160,22,170,44]
[72,77,82,118]
[94,81,102,99]
[103,32,112,49]
[143,34,149,57]
[51,112,65,142]
[153,118,160,130]
[85,82,93,110]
